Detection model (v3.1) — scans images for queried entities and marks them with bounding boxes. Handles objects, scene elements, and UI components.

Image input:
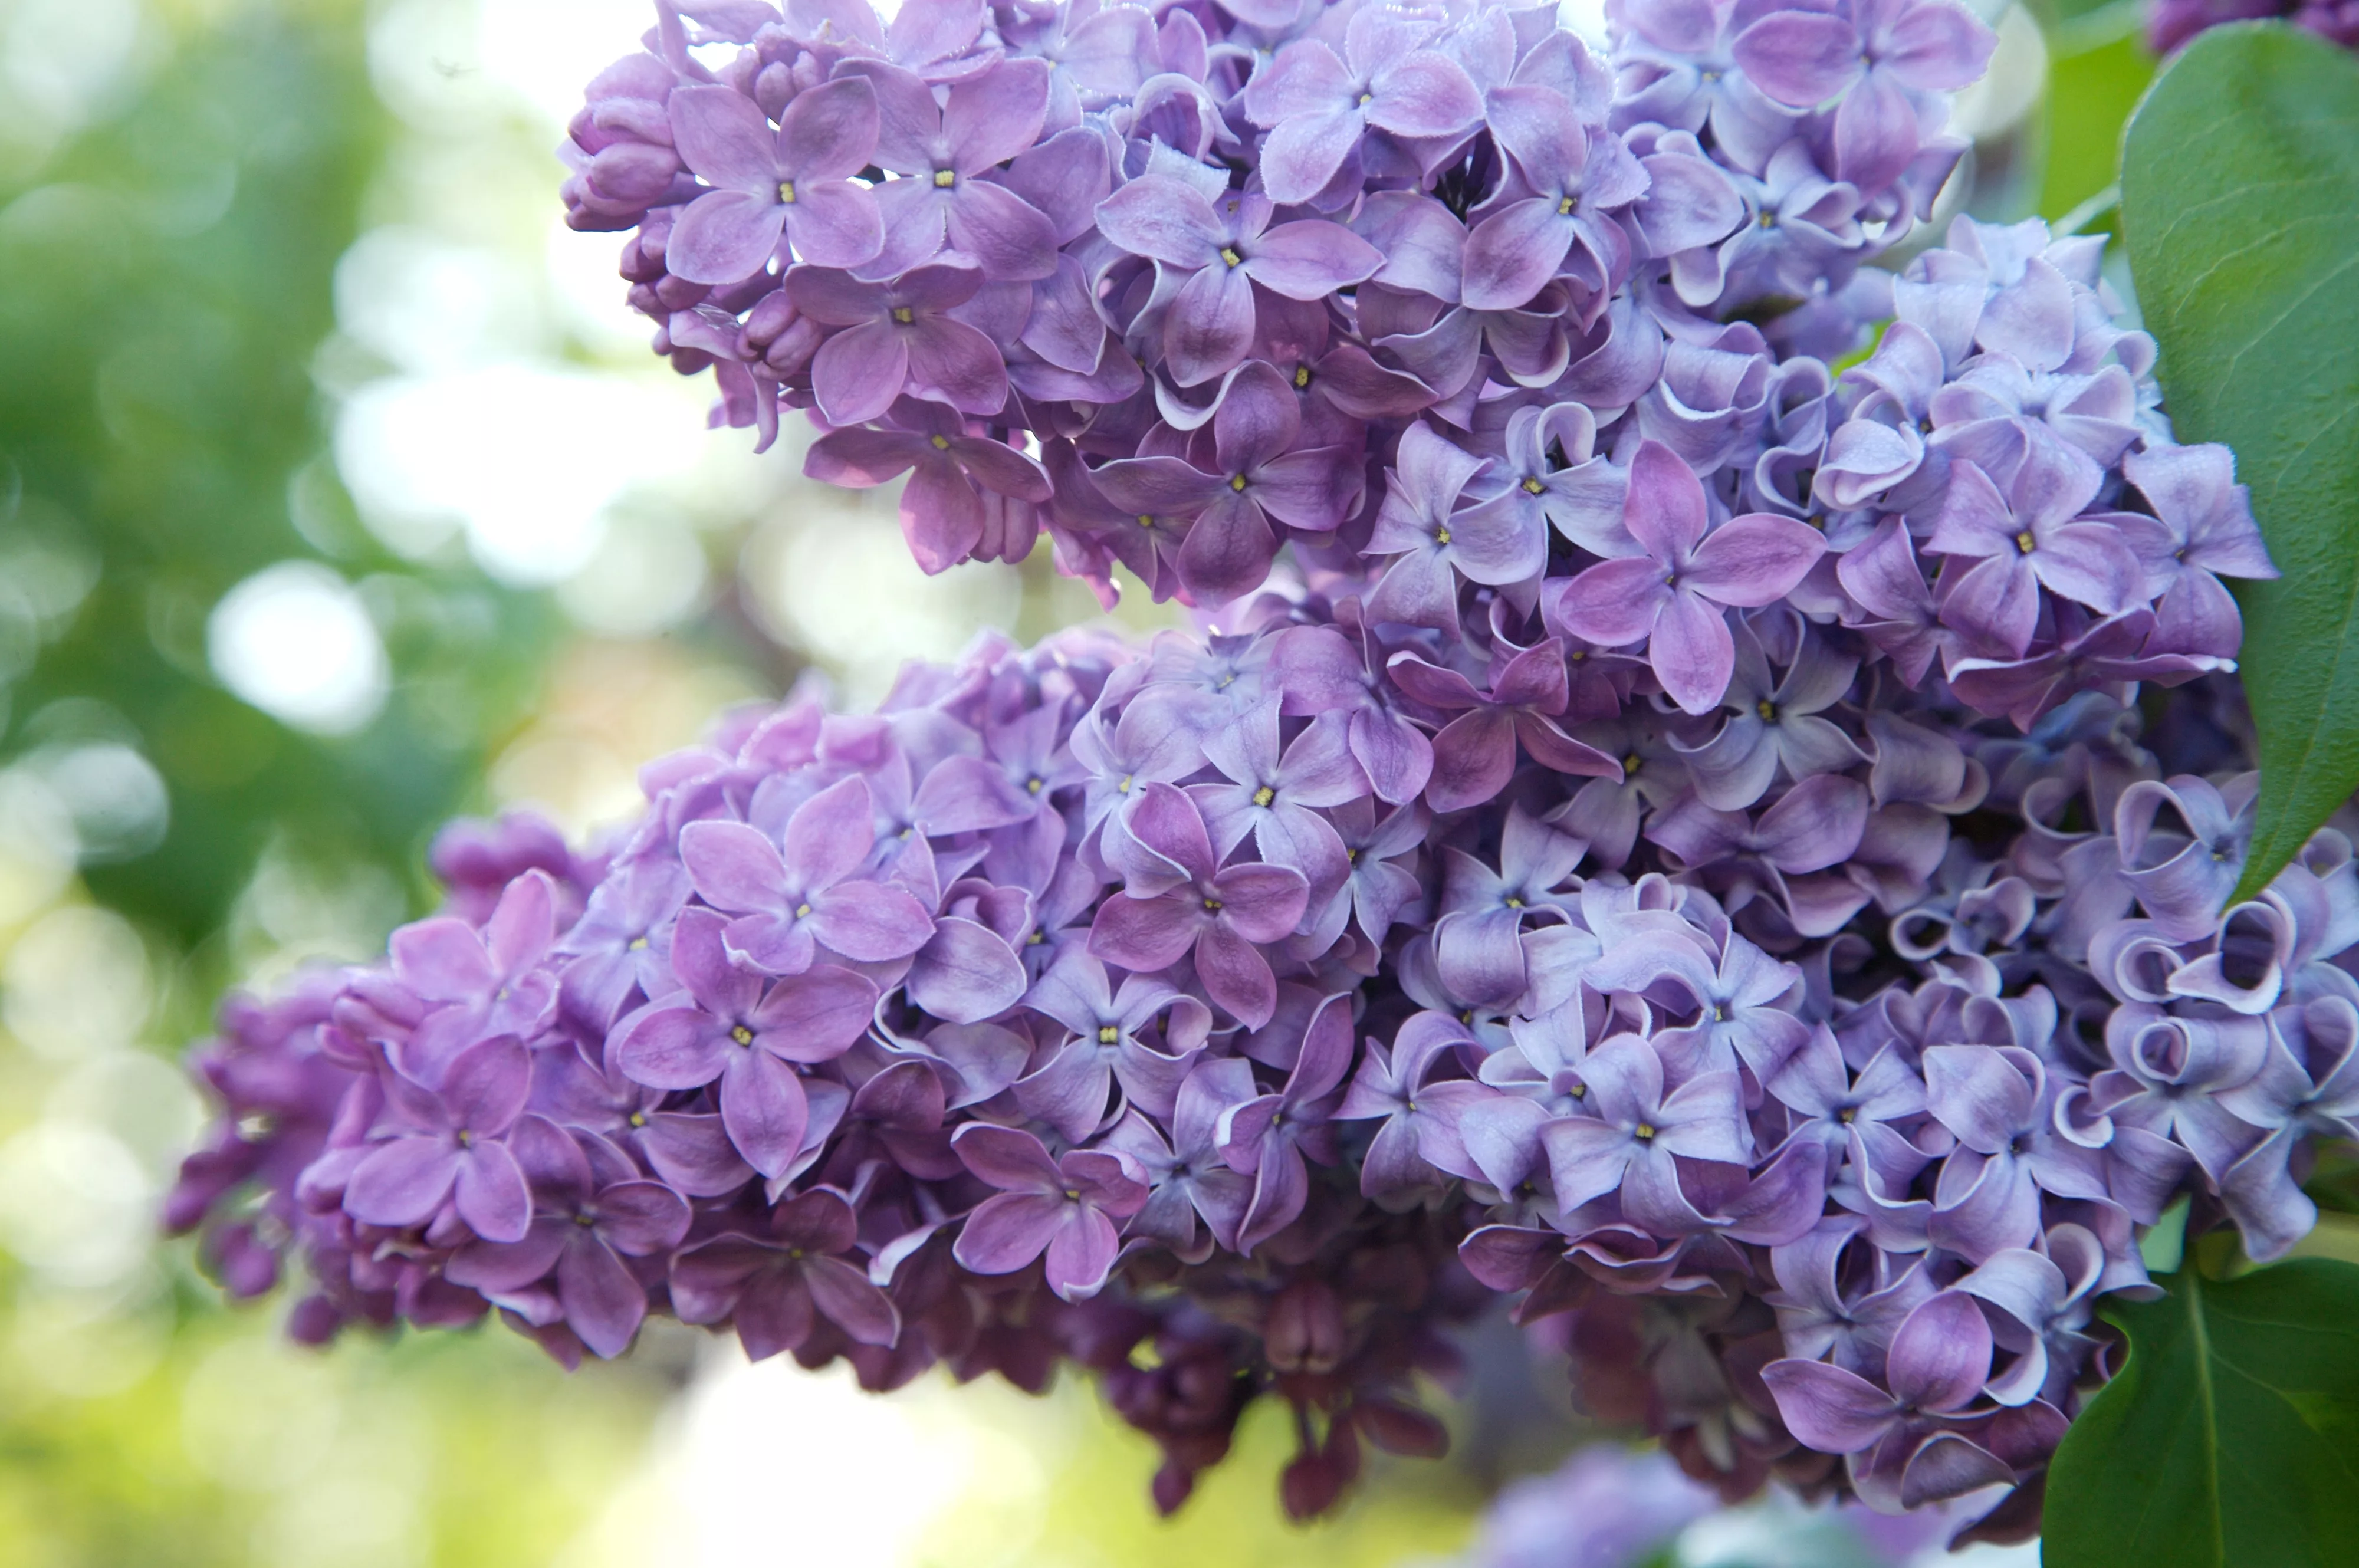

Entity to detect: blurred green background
[0,0,2148,1562]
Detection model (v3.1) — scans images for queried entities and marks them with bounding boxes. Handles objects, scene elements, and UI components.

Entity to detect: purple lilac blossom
[165,0,2349,1545]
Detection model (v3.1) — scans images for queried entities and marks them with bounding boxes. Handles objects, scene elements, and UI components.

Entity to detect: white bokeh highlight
[208,561,392,735]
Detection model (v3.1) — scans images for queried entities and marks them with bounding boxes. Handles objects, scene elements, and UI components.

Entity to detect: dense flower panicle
[169,0,2344,1542]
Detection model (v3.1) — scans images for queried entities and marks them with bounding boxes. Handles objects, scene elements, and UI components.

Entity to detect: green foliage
[0,0,559,952]
[2118,25,2359,903]
[2038,30,2152,228]
[2045,1260,2359,1568]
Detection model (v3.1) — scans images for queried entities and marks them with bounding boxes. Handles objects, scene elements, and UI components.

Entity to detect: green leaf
[2043,1260,2359,1567]
[2119,25,2359,903]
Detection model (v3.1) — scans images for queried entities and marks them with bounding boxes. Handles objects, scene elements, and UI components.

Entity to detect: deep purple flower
[950,1122,1148,1299]
[1087,363,1353,604]
[806,399,1053,573]
[446,1116,690,1359]
[786,263,1010,427]
[1385,638,1621,813]
[671,1188,901,1359]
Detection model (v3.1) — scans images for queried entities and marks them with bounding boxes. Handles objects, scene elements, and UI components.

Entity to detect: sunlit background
[0,0,2153,1561]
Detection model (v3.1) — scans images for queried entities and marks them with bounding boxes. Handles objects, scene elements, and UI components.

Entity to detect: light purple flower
[613,908,879,1178]
[1540,1033,1749,1233]
[665,78,884,283]
[1675,624,1865,810]
[1733,0,1996,191]
[1241,8,1485,205]
[1461,85,1650,310]
[1364,420,1545,633]
[1095,179,1382,386]
[1191,701,1366,906]
[677,775,937,974]
[1086,783,1310,1029]
[2115,442,2278,658]
[852,60,1062,280]
[344,1035,535,1242]
[1926,439,2143,659]
[1551,440,1825,714]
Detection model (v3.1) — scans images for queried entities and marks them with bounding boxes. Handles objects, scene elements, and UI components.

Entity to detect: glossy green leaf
[2044,1260,2359,1567]
[2120,25,2359,903]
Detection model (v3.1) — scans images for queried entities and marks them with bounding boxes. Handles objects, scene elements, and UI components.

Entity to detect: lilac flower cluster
[2146,0,2358,54]
[566,0,1998,609]
[174,577,2355,1536]
[167,0,2351,1540]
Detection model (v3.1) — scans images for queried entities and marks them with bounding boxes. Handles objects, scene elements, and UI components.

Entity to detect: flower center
[1253,785,1274,807]
[1293,364,1310,388]
[1026,775,1044,793]
[1504,895,1524,909]
[628,1110,647,1127]
[627,935,648,951]
[1522,475,1545,494]
[933,169,956,188]
[1229,473,1249,491]
[778,179,797,203]
[930,433,951,450]
[1435,525,1451,544]
[892,307,914,324]
[1099,1025,1120,1044]
[1622,752,1642,773]
[794,902,813,918]
[1203,896,1223,911]
[1220,246,1243,267]
[1634,1122,1657,1140]
[1357,92,1374,107]
[732,1025,754,1046]
[1756,699,1776,722]
[455,1128,474,1146]
[1117,773,1133,793]
[1556,194,1576,216]
[2015,530,2036,554]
